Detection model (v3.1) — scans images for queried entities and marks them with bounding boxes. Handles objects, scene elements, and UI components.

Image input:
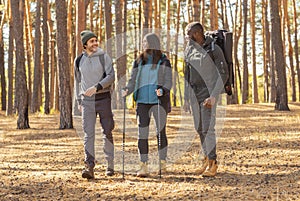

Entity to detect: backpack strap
[75,53,84,71]
[99,54,106,78]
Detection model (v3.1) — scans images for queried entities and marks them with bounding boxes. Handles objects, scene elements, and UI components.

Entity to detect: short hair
[185,22,204,36]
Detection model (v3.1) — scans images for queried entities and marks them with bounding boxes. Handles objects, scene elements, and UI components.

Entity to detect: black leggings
[136,103,168,162]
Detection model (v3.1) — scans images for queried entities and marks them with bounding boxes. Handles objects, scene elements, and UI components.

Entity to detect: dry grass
[0,103,299,200]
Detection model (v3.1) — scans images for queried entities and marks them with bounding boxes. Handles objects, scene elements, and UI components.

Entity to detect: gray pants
[82,92,114,168]
[190,98,217,160]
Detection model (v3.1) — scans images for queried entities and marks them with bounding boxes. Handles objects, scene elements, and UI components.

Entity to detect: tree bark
[250,0,258,103]
[6,0,14,115]
[11,0,30,129]
[242,0,249,104]
[55,0,73,128]
[283,1,296,102]
[262,0,270,102]
[270,0,289,111]
[31,0,42,113]
[43,0,50,114]
[0,9,5,111]
[292,0,300,101]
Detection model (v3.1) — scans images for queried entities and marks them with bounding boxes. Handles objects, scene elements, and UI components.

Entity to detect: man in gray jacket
[184,22,228,177]
[74,30,115,179]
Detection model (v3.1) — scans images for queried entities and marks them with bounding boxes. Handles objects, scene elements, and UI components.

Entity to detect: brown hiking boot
[202,159,218,177]
[195,156,209,174]
[82,163,94,179]
[137,162,148,177]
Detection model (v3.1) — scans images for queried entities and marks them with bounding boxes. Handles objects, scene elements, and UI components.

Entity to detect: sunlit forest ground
[0,103,299,200]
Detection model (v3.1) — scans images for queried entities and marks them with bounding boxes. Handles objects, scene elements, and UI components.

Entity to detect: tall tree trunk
[292,0,300,101]
[262,0,270,102]
[67,0,74,95]
[142,0,150,36]
[55,0,73,128]
[242,0,249,104]
[89,0,93,30]
[42,0,50,114]
[6,0,14,115]
[173,0,182,107]
[76,0,86,56]
[230,0,241,104]
[210,0,218,30]
[49,14,56,110]
[31,0,42,113]
[0,2,6,111]
[24,0,33,109]
[98,0,104,43]
[104,0,112,56]
[122,0,127,107]
[270,0,289,111]
[250,0,258,103]
[11,0,30,129]
[191,0,200,21]
[166,0,171,56]
[283,1,296,102]
[115,0,124,109]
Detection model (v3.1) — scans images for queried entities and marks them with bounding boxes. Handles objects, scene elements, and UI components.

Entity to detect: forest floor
[0,103,299,201]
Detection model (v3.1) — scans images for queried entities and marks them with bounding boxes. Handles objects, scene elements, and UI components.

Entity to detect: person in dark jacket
[74,30,115,179]
[122,33,172,177]
[184,22,228,177]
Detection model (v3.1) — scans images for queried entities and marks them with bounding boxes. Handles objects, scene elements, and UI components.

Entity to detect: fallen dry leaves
[0,103,299,200]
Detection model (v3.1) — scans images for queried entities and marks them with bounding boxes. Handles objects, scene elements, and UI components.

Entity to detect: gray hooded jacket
[74,47,115,104]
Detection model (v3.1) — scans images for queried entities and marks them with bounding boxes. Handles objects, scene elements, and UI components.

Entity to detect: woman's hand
[156,88,163,97]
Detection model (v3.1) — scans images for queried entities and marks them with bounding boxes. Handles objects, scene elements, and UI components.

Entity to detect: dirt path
[0,103,299,200]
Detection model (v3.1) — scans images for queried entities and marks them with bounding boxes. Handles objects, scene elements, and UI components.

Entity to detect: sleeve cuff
[95,83,103,92]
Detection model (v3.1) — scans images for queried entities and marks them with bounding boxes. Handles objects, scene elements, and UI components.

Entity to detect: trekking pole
[157,98,162,178]
[122,97,126,179]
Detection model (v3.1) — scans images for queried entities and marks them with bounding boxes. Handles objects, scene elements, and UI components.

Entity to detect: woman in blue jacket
[122,33,172,177]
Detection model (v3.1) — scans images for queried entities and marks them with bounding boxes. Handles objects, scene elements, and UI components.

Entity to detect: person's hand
[84,86,97,97]
[203,97,216,109]
[122,89,128,97]
[183,101,191,113]
[155,88,163,97]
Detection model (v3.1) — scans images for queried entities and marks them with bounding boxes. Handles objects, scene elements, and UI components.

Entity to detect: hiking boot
[106,161,114,176]
[202,159,218,177]
[195,156,209,174]
[137,162,148,177]
[82,163,94,179]
[105,168,114,176]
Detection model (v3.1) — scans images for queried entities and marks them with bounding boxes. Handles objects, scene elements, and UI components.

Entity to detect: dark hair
[185,22,204,37]
[138,33,162,68]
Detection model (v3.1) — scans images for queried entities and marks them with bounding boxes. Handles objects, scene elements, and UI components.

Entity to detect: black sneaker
[105,168,114,176]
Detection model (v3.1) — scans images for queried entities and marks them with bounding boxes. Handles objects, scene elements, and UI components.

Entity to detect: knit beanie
[80,30,97,45]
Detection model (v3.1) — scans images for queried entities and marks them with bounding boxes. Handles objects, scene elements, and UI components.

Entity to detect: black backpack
[205,30,234,96]
[75,53,106,81]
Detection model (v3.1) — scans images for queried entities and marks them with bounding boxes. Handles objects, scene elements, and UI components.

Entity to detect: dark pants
[136,103,168,162]
[82,92,114,167]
